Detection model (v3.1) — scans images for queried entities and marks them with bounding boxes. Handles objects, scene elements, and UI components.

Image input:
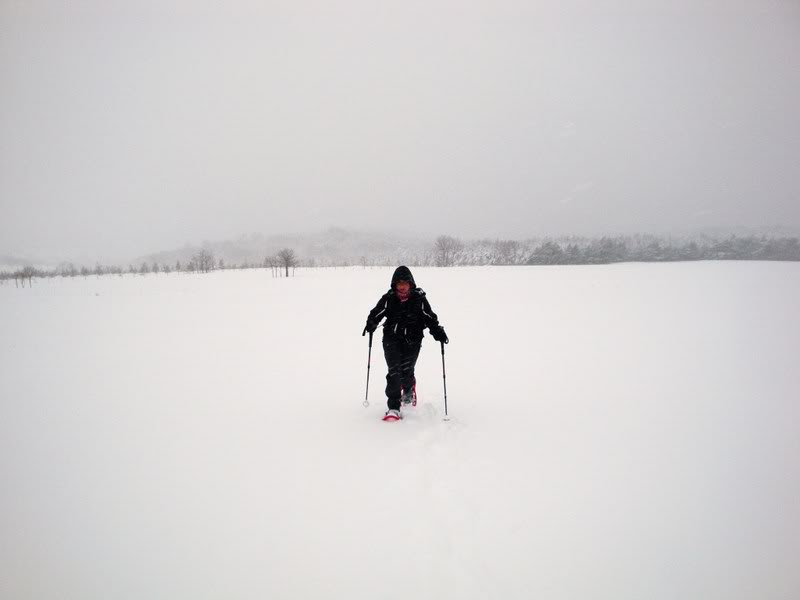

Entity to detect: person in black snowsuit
[363,266,448,418]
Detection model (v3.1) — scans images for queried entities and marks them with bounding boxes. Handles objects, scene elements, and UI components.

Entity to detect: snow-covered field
[1,263,799,600]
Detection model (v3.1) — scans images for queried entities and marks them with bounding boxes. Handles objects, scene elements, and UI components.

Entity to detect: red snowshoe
[382,409,402,422]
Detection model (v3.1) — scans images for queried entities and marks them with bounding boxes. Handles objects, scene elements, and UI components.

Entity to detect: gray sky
[2,0,799,262]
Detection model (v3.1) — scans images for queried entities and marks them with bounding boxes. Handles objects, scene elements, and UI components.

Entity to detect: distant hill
[8,225,797,272]
[0,254,37,270]
[130,225,800,269]
[134,227,433,267]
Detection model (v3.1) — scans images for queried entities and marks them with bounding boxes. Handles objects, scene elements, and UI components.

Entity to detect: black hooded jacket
[366,266,441,344]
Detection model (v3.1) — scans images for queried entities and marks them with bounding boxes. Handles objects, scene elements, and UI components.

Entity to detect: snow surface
[1,263,799,600]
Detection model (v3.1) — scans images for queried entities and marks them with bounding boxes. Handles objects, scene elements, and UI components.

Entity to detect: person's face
[395,281,411,296]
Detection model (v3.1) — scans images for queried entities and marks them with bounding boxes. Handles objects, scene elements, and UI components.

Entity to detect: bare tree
[277,248,297,277]
[192,249,215,273]
[58,262,77,277]
[263,256,277,277]
[14,266,36,287]
[434,235,463,267]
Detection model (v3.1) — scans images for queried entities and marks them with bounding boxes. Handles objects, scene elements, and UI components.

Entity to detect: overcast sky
[1,0,799,262]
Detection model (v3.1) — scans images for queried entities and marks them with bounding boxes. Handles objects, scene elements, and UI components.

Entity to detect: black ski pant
[383,335,422,410]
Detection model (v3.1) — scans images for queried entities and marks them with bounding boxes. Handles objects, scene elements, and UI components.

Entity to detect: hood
[390,265,416,289]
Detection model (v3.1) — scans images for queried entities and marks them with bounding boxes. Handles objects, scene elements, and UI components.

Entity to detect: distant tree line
[0,247,300,286]
[359,234,800,267]
[3,235,798,286]
[427,234,800,267]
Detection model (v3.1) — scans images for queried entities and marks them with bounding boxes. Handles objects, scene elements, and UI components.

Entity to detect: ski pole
[441,341,449,420]
[364,332,373,407]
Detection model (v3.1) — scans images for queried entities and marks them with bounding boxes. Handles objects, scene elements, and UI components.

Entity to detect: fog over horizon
[2,0,799,264]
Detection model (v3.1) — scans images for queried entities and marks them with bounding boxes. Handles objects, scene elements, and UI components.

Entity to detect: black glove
[362,318,378,336]
[430,326,449,344]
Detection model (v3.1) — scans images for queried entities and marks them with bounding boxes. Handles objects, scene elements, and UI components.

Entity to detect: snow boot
[400,385,417,407]
[382,409,402,422]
